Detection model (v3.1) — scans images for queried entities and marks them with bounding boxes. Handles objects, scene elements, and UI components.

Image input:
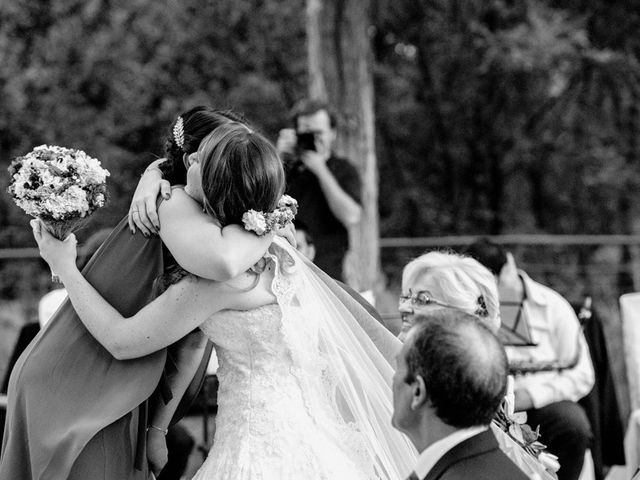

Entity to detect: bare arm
[313,162,362,226]
[52,260,225,359]
[147,331,208,475]
[158,188,275,281]
[32,219,275,360]
[149,331,208,429]
[301,151,362,227]
[32,220,232,359]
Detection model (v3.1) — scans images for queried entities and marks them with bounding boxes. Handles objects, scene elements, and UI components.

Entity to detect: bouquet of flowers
[7,145,110,279]
[493,378,560,476]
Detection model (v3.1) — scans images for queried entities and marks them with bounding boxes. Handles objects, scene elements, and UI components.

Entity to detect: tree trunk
[305,0,381,294]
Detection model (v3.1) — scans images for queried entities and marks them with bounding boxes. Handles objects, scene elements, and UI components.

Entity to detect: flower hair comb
[242,195,298,236]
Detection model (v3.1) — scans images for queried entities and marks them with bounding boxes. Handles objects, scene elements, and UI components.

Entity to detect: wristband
[147,424,168,435]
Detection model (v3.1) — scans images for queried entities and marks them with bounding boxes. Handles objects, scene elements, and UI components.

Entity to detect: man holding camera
[277,99,362,280]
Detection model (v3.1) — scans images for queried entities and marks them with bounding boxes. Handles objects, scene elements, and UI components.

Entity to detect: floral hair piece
[242,195,298,236]
[173,116,185,150]
[475,295,489,318]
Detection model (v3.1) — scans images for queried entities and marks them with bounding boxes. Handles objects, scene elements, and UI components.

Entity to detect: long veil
[270,237,417,479]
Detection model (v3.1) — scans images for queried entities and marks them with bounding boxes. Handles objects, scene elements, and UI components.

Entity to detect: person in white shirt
[392,310,528,480]
[466,238,595,480]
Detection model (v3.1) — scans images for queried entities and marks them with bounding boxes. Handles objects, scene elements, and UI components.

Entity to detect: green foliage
[373,1,640,298]
[0,0,307,297]
[0,0,307,217]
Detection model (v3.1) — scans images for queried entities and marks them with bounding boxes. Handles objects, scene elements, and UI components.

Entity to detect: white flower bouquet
[8,145,110,279]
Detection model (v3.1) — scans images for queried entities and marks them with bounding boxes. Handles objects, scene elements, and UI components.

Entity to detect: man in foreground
[392,310,528,480]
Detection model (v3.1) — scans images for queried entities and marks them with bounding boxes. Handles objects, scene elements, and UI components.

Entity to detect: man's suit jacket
[422,429,529,480]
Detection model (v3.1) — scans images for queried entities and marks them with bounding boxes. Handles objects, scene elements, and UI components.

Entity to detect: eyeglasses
[398,290,458,309]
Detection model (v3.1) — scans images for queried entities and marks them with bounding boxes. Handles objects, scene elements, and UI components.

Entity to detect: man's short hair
[290,98,337,129]
[404,310,508,428]
[464,237,508,277]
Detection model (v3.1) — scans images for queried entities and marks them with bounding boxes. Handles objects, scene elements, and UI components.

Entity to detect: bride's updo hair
[162,106,248,185]
[198,123,285,227]
[402,251,500,332]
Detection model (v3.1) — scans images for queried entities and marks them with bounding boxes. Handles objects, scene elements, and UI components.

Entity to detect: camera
[283,131,317,171]
[295,131,317,152]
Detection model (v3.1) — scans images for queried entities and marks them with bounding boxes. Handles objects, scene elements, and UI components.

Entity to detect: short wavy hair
[402,250,500,332]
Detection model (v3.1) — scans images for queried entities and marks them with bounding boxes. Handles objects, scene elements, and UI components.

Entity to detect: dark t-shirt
[286,155,361,279]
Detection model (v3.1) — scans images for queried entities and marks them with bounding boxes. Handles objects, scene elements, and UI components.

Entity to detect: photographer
[277,99,362,280]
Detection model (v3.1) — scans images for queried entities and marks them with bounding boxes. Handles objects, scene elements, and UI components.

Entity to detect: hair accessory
[475,295,489,318]
[242,195,298,236]
[173,116,185,150]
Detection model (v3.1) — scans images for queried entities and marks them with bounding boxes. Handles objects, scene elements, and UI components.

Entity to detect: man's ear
[410,375,428,410]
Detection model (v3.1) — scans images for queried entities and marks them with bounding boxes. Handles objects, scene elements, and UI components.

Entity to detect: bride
[32,122,417,479]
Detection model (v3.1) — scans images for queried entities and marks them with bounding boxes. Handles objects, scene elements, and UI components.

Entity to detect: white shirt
[505,271,595,409]
[414,426,488,480]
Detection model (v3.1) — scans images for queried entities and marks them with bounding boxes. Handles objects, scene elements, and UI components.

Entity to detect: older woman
[397,250,559,479]
[398,251,500,341]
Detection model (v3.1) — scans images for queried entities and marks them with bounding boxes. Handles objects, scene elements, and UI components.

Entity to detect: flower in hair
[173,116,185,150]
[475,295,489,318]
[278,195,298,215]
[242,195,298,236]
[242,210,269,235]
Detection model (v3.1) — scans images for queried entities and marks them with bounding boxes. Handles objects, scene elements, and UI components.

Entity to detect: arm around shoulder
[158,189,273,281]
[60,266,228,360]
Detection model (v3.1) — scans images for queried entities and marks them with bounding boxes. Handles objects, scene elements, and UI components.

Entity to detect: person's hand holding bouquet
[8,144,110,281]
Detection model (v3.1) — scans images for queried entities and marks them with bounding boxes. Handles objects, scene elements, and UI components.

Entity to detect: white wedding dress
[191,239,417,480]
[195,304,372,479]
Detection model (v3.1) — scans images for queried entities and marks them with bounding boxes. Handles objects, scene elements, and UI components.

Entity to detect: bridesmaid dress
[0,216,210,480]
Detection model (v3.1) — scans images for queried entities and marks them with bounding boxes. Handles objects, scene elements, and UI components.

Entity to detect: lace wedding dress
[191,239,417,480]
[196,304,372,479]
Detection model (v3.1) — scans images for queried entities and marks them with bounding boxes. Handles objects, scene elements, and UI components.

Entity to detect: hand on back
[128,161,172,236]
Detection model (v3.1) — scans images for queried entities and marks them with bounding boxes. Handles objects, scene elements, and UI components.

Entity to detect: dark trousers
[526,401,593,480]
[158,424,195,480]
